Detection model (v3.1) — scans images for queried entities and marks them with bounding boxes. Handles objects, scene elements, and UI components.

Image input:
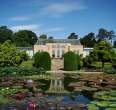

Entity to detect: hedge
[76,54,81,70]
[33,51,51,71]
[64,51,77,71]
[33,52,41,68]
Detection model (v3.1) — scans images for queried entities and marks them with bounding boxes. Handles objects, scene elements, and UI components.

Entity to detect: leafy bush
[39,52,51,70]
[33,52,41,68]
[0,40,29,67]
[64,51,77,71]
[20,51,29,62]
[76,54,81,70]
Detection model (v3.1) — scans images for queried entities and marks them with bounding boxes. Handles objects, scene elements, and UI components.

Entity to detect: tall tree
[80,32,96,47]
[92,40,113,68]
[67,33,78,39]
[97,28,115,42]
[0,26,13,43]
[13,30,37,47]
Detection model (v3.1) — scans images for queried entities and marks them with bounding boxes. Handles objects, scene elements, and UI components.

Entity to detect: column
[60,49,62,58]
[55,49,57,58]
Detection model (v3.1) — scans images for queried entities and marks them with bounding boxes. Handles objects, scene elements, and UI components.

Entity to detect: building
[17,47,33,57]
[34,39,83,58]
[83,48,93,57]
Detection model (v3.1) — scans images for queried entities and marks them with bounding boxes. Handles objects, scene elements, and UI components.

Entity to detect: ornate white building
[34,39,83,58]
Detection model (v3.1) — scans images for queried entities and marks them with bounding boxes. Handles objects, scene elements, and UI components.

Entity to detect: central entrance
[52,49,63,58]
[52,43,65,58]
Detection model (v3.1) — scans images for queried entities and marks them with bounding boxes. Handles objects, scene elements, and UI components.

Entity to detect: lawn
[19,60,33,68]
[92,62,112,68]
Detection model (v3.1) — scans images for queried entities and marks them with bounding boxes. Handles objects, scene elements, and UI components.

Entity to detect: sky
[0,0,116,38]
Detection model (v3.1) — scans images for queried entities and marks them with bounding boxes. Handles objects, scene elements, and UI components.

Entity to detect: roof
[36,38,81,45]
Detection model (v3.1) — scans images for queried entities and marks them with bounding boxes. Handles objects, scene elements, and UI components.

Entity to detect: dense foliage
[0,26,38,47]
[92,41,114,68]
[83,40,116,70]
[0,67,46,76]
[13,30,37,47]
[33,52,51,70]
[0,26,13,43]
[80,32,96,47]
[39,34,47,39]
[76,54,81,70]
[33,52,41,68]
[97,28,115,41]
[0,40,29,67]
[67,33,78,39]
[39,52,51,70]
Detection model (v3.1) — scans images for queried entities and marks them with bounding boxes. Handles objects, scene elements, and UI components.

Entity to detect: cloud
[10,24,40,31]
[10,16,30,21]
[40,1,86,17]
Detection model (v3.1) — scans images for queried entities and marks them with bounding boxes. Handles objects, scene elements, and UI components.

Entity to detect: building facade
[17,47,33,57]
[83,48,93,57]
[34,39,83,58]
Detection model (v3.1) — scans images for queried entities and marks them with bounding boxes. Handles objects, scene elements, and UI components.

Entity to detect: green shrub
[39,52,51,71]
[33,51,51,70]
[76,54,81,70]
[20,51,29,62]
[0,40,28,67]
[33,52,41,68]
[64,51,77,71]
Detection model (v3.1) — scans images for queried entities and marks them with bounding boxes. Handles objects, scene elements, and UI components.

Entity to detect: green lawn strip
[19,60,33,68]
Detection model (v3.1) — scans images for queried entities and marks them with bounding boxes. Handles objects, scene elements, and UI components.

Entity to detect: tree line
[0,26,116,47]
[0,26,38,47]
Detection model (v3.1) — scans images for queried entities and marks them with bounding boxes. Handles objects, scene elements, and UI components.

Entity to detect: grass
[92,62,112,68]
[19,60,33,68]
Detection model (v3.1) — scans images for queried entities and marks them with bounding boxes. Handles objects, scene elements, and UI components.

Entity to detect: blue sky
[0,0,116,38]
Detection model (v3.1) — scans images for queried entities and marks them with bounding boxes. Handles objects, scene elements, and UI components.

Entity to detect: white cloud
[40,1,86,17]
[10,16,30,21]
[10,24,40,31]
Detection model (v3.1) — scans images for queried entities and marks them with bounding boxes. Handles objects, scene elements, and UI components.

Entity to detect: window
[68,46,70,51]
[52,50,55,57]
[57,49,60,57]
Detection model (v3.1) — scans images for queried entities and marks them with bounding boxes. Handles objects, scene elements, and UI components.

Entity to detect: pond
[0,91,116,110]
[0,94,90,110]
[0,73,116,110]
